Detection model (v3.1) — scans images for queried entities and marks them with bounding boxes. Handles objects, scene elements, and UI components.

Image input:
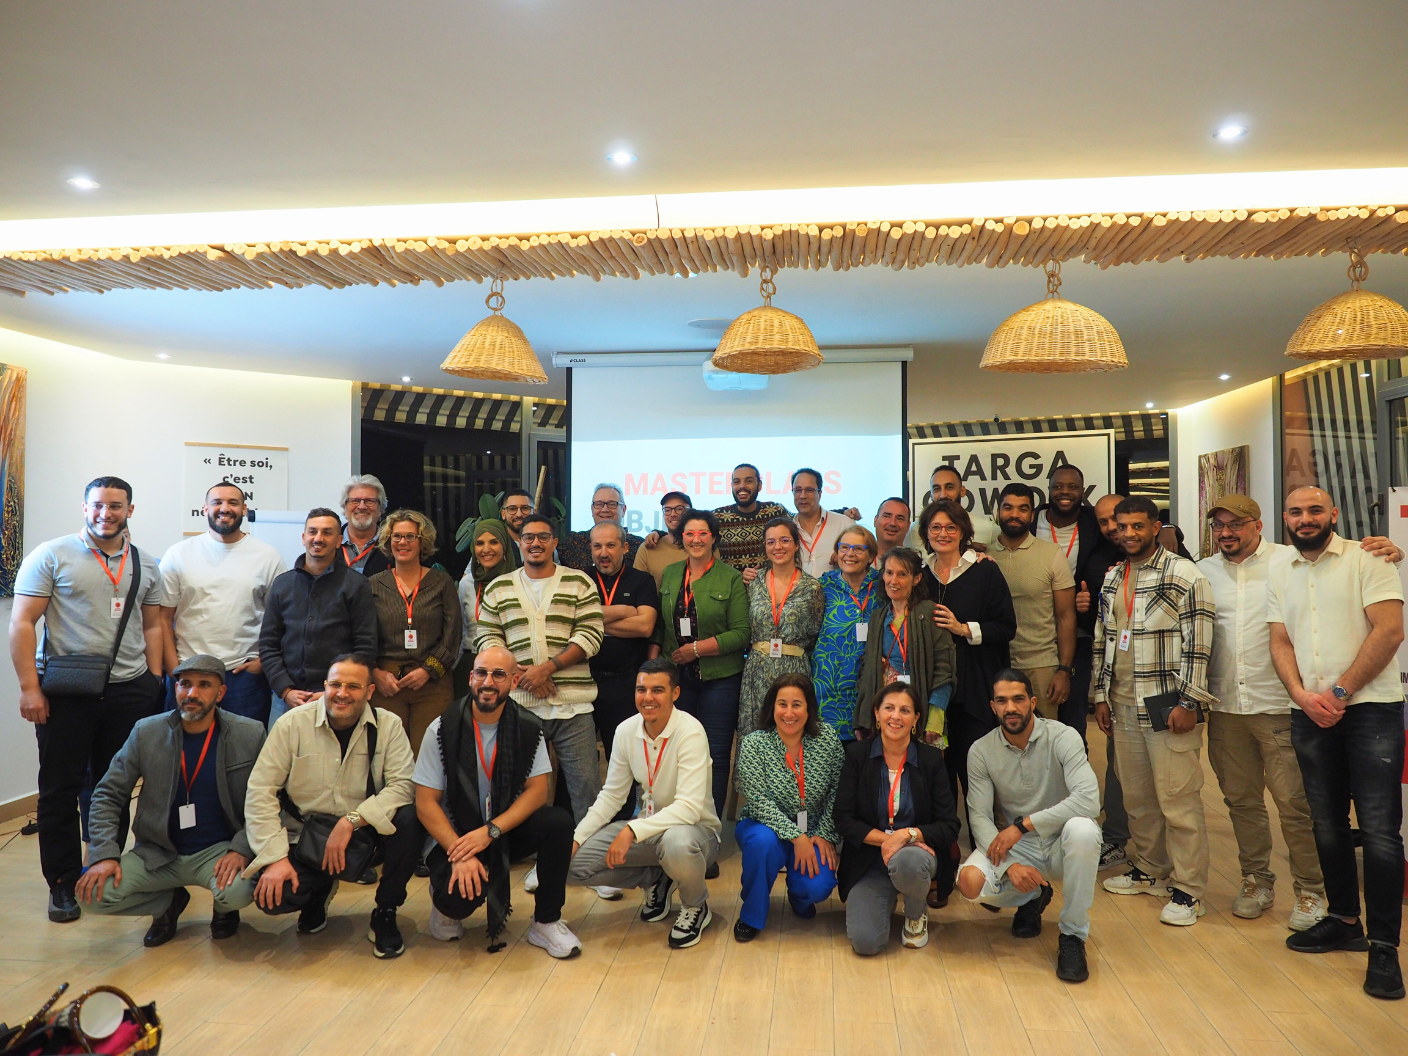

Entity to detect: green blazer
[655,559,750,680]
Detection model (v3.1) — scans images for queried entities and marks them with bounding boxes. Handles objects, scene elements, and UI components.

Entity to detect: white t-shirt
[158,533,286,668]
[1035,513,1080,579]
[414,716,552,826]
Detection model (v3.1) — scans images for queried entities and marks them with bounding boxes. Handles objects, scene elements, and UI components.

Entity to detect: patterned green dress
[811,567,882,739]
[737,568,825,737]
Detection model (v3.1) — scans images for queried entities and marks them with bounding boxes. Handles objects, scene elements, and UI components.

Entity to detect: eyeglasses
[501,503,533,514]
[390,532,420,543]
[591,501,623,511]
[346,498,380,508]
[792,487,820,496]
[86,502,128,513]
[324,680,367,692]
[661,504,689,514]
[682,530,713,540]
[929,524,962,536]
[836,543,870,555]
[520,531,554,542]
[1212,518,1252,533]
[470,668,511,682]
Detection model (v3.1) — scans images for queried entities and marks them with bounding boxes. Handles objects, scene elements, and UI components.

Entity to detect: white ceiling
[2,0,1406,414]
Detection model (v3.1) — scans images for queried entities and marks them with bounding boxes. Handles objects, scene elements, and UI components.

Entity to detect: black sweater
[258,557,378,697]
[833,736,960,901]
[921,559,1016,722]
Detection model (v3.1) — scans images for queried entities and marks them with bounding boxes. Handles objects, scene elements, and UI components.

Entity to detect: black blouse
[920,559,1017,721]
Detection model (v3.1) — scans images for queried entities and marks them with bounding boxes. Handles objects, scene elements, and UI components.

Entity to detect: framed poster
[1197,445,1250,558]
[0,363,25,597]
[184,442,289,535]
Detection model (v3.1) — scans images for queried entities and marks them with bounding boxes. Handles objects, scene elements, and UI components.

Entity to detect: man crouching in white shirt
[568,657,722,948]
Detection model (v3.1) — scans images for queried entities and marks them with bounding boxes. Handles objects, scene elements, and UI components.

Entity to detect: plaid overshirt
[1090,545,1218,728]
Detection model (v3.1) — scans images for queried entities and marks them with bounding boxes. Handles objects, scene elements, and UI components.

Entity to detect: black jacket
[258,556,378,697]
[921,559,1016,721]
[1035,501,1105,635]
[833,736,959,900]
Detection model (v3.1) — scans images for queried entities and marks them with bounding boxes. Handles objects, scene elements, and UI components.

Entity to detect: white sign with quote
[183,442,289,534]
[908,430,1115,517]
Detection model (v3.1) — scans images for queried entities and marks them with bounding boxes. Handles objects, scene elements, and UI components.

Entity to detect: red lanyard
[847,580,874,617]
[595,569,623,607]
[888,611,909,668]
[180,722,216,803]
[887,764,904,829]
[473,720,497,784]
[1122,562,1137,622]
[683,558,714,609]
[394,570,423,625]
[785,741,805,805]
[768,567,798,631]
[1050,520,1077,557]
[88,542,128,592]
[474,584,483,623]
[343,539,376,566]
[799,512,828,559]
[643,736,670,797]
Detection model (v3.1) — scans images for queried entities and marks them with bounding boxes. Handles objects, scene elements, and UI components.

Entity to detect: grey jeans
[569,821,721,908]
[845,845,937,956]
[541,713,603,826]
[961,816,1102,940]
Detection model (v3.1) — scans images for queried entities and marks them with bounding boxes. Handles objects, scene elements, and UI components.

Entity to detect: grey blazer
[88,708,267,868]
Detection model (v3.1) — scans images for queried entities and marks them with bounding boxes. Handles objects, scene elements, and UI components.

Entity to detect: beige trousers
[1112,702,1210,899]
[1206,710,1324,895]
[1027,666,1059,720]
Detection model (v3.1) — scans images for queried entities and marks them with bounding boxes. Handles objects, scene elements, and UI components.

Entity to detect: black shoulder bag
[39,545,144,698]
[282,711,383,881]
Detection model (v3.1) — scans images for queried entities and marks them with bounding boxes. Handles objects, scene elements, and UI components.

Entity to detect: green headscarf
[471,518,519,591]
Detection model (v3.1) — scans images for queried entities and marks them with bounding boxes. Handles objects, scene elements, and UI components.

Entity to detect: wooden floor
[1,725,1405,1056]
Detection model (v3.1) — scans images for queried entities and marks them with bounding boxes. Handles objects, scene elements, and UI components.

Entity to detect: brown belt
[753,641,806,657]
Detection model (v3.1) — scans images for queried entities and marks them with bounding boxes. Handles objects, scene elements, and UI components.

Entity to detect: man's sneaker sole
[1102,876,1171,897]
[1287,933,1370,953]
[527,927,582,959]
[667,906,712,949]
[368,929,406,958]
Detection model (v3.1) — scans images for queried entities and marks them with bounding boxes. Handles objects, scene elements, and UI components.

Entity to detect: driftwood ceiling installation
[1,205,1406,297]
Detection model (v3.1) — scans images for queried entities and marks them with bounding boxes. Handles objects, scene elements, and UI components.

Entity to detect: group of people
[7,461,1405,1000]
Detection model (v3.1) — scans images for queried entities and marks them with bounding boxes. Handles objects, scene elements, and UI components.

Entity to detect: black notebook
[1143,691,1204,732]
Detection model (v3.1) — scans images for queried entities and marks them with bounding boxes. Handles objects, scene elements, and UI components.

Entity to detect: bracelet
[423,656,446,679]
[693,643,700,658]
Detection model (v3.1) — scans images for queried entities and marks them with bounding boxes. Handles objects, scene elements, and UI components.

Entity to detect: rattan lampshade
[441,278,548,384]
[980,261,1127,373]
[1285,250,1408,361]
[712,266,822,375]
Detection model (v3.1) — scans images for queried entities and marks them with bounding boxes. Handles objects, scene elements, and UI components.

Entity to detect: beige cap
[1207,494,1260,520]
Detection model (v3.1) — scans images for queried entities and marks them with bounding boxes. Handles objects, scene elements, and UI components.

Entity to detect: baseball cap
[1207,495,1260,520]
[171,654,227,682]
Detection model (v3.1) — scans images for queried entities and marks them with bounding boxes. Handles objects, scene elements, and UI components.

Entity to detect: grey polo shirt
[14,530,161,682]
[964,717,1100,851]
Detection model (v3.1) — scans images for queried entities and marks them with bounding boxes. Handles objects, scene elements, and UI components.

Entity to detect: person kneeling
[569,658,722,949]
[957,670,1102,983]
[414,646,581,957]
[835,682,960,955]
[243,654,420,958]
[76,655,265,946]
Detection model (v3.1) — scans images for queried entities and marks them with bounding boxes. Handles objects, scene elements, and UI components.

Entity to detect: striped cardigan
[473,566,605,718]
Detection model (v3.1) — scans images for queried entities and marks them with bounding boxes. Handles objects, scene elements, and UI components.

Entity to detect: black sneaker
[640,871,675,923]
[1012,883,1053,939]
[1286,915,1370,954]
[413,855,430,879]
[733,919,760,943]
[353,865,379,885]
[210,909,240,940]
[1056,933,1089,983]
[143,886,190,947]
[668,902,712,949]
[1365,943,1405,1000]
[368,907,405,959]
[705,861,720,880]
[297,881,339,934]
[47,884,81,923]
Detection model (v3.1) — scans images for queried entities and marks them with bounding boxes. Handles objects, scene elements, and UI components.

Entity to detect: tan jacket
[242,699,416,875]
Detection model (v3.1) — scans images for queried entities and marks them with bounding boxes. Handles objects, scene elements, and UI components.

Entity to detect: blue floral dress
[812,568,881,739]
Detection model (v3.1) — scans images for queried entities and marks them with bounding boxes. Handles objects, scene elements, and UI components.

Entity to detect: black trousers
[945,707,999,852]
[36,672,163,889]
[592,670,639,821]
[1057,636,1094,742]
[257,804,422,914]
[429,805,572,924]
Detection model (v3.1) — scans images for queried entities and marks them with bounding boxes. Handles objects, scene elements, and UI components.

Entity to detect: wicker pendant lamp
[980,261,1128,373]
[440,277,547,384]
[1285,247,1408,361]
[712,265,822,375]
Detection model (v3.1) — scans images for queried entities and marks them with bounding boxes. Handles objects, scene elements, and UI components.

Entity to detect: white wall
[0,326,355,807]
[1173,378,1276,558]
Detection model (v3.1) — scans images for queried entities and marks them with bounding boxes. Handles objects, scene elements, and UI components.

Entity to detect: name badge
[177,803,196,829]
[796,809,808,832]
[404,628,419,650]
[855,623,868,642]
[895,674,911,685]
[110,597,125,620]
[769,638,783,658]
[644,792,655,816]
[1118,629,1132,652]
[678,617,692,637]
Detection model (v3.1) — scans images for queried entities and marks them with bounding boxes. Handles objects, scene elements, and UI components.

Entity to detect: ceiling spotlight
[607,151,637,165]
[1213,124,1248,142]
[400,375,412,382]
[66,176,100,190]
[1218,373,1231,380]
[155,353,169,360]
[1145,401,1155,409]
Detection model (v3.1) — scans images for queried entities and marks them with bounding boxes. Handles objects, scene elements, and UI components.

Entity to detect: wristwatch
[1056,665,1074,676]
[487,821,503,840]
[344,810,362,828]
[906,827,920,845]
[1332,685,1350,701]
[1011,815,1027,833]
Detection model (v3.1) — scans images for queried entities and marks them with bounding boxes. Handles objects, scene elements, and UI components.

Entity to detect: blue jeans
[1292,702,1405,947]
[735,817,837,930]
[167,668,273,725]
[675,670,743,816]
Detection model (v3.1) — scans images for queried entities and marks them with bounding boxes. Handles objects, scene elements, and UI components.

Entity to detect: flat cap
[1207,494,1260,520]
[171,654,226,682]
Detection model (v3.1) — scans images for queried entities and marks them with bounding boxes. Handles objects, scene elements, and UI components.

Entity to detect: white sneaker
[592,885,624,901]
[428,905,463,942]
[523,865,539,893]
[1103,867,1171,897]
[902,914,930,949]
[1288,892,1329,932]
[1230,877,1275,919]
[527,918,582,959]
[1160,890,1206,926]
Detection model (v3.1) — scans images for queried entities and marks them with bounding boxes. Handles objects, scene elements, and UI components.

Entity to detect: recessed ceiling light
[1145,401,1155,409]
[1218,373,1230,380]
[1213,124,1248,142]
[687,318,732,331]
[607,151,637,165]
[155,353,169,359]
[67,176,100,190]
[400,375,411,382]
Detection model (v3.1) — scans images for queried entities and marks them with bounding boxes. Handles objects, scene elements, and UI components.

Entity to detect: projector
[702,360,768,391]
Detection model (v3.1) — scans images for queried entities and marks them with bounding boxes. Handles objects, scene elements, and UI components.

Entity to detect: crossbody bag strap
[364,708,379,801]
[108,543,143,675]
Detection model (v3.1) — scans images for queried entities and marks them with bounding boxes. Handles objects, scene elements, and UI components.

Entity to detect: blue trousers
[167,668,273,725]
[735,817,837,930]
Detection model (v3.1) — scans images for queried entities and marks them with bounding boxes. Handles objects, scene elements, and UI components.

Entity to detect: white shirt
[796,510,855,578]
[1197,538,1290,715]
[1266,533,1405,707]
[158,533,286,668]
[1035,513,1080,579]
